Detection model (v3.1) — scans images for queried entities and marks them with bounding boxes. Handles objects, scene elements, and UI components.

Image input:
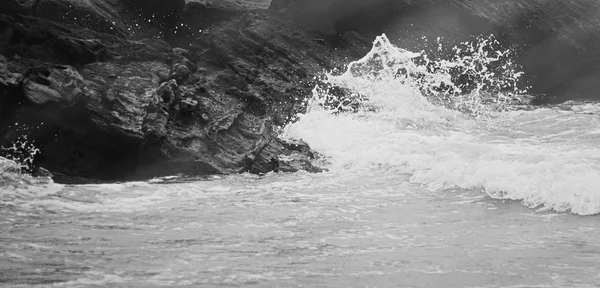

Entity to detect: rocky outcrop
[188,0,271,10]
[0,0,129,36]
[0,1,339,182]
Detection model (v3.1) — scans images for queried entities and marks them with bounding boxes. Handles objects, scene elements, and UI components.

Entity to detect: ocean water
[1,34,600,287]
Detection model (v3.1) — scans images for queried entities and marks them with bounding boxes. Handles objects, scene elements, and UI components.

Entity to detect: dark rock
[336,31,372,59]
[0,17,177,179]
[226,88,268,116]
[35,0,127,36]
[22,65,85,104]
[0,56,22,135]
[250,138,324,174]
[0,56,23,87]
[177,0,272,46]
[189,0,271,10]
[31,166,53,178]
[155,79,179,104]
[0,14,109,65]
[179,97,198,112]
[195,11,341,126]
[179,1,237,42]
[55,37,109,64]
[169,48,196,82]
[0,13,170,66]
[118,0,187,42]
[200,113,210,121]
[0,0,189,40]
[0,0,128,36]
[108,38,173,63]
[0,3,337,181]
[81,60,170,142]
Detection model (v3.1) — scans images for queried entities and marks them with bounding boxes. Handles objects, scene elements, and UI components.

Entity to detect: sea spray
[0,133,41,176]
[282,34,600,215]
[299,34,530,132]
[283,33,528,172]
[420,35,530,117]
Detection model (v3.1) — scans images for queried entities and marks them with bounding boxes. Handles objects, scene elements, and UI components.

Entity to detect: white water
[284,34,600,216]
[1,34,600,287]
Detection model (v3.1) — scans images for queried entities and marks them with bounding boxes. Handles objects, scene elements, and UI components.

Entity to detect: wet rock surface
[0,0,334,182]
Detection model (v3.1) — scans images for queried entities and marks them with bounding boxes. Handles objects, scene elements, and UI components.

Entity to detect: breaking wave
[283,34,600,215]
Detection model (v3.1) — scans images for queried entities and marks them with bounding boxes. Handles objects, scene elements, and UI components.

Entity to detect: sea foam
[283,34,600,215]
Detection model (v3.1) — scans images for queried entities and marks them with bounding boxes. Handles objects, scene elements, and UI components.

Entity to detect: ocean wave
[283,34,600,215]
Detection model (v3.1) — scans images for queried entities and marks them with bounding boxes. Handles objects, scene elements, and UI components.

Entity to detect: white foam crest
[407,136,600,215]
[0,135,40,173]
[283,34,600,215]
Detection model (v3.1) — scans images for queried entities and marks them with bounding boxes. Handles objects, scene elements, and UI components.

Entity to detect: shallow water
[1,171,599,287]
[3,34,600,287]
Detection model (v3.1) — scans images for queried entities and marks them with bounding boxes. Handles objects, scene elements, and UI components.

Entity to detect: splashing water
[283,34,600,215]
[308,34,528,120]
[420,34,530,117]
[0,134,41,176]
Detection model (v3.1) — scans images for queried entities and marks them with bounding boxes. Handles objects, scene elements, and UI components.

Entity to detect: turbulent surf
[2,33,600,287]
[283,34,600,216]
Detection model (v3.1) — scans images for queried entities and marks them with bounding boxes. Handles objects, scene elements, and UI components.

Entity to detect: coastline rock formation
[2,0,600,182]
[0,0,336,182]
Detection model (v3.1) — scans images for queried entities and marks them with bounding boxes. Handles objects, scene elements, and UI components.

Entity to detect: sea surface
[1,34,600,287]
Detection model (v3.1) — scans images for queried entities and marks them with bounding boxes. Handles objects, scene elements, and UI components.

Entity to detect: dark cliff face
[270,0,600,103]
[0,0,334,182]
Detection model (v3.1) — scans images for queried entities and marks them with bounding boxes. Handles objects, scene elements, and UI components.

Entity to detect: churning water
[1,34,600,287]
